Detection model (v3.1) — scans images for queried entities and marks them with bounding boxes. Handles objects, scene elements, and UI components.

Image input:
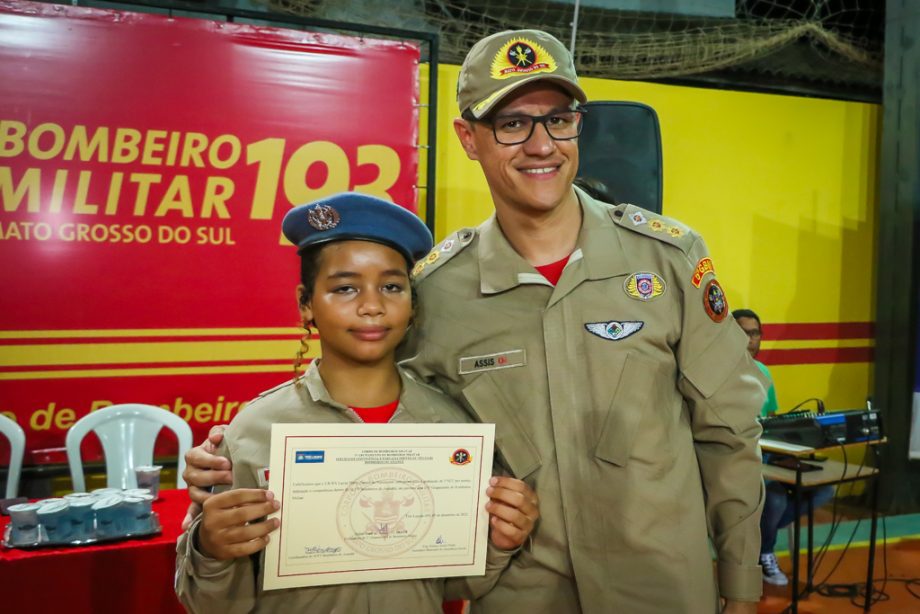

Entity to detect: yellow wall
[421,64,879,413]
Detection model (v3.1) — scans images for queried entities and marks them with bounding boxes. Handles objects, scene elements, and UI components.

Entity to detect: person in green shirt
[732,309,778,416]
[732,308,834,587]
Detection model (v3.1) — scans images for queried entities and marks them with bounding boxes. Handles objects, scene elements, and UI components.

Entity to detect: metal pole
[569,0,580,55]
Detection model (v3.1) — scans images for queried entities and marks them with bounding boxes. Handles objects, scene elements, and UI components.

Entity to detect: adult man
[732,308,834,586]
[732,308,778,416]
[184,29,766,613]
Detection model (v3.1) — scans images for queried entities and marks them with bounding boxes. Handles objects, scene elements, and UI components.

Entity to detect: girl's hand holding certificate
[198,488,281,560]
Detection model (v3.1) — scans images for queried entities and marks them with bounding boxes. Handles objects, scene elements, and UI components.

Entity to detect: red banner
[0,1,420,465]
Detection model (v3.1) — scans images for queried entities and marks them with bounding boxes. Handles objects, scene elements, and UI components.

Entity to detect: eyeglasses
[484,107,586,145]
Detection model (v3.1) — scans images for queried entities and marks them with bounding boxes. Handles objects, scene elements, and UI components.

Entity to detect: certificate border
[276,434,487,580]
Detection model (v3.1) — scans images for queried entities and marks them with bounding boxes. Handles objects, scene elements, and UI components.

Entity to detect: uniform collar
[477,187,631,294]
[478,215,535,294]
[575,186,633,280]
[301,360,440,423]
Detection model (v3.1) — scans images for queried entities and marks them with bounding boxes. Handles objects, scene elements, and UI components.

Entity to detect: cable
[803,444,919,608]
[809,443,854,584]
[783,397,825,415]
[774,434,920,611]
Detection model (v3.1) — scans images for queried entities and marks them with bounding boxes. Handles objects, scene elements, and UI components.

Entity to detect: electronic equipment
[759,409,883,448]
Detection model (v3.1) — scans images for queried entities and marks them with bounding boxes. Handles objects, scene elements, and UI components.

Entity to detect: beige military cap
[457,29,588,119]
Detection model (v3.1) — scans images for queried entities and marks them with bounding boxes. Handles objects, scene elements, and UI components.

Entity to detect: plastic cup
[91,488,121,498]
[134,465,162,499]
[38,497,67,507]
[121,496,150,534]
[92,496,124,539]
[7,502,41,545]
[68,498,97,541]
[37,500,71,543]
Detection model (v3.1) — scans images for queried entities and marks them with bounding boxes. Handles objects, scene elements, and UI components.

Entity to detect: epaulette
[250,378,297,404]
[411,227,476,281]
[609,203,696,254]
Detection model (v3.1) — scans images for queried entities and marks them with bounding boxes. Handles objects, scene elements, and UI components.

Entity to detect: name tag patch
[459,349,526,375]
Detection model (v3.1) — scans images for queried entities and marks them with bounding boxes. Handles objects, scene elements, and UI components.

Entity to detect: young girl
[175,193,538,613]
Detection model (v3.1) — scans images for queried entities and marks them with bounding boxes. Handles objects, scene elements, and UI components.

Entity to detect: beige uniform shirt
[175,363,515,614]
[403,189,766,614]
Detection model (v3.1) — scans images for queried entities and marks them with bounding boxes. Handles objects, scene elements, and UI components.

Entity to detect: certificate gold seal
[336,467,435,558]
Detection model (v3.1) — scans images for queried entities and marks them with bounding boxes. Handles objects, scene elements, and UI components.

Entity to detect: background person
[732,308,834,586]
[732,308,778,416]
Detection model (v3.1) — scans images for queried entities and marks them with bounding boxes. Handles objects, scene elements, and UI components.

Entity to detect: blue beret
[282,193,433,263]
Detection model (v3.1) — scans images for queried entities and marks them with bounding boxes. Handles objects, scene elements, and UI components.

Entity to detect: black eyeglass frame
[466,106,588,145]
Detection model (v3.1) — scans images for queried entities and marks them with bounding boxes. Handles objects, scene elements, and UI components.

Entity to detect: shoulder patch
[411,228,476,282]
[610,203,696,253]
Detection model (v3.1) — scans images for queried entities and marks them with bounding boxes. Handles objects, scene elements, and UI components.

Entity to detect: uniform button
[614,209,624,217]
[460,230,473,241]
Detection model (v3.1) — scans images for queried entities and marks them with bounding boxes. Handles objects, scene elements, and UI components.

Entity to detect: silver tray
[2,513,162,549]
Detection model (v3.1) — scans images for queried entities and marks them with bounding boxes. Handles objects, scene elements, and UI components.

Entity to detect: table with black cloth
[0,488,188,613]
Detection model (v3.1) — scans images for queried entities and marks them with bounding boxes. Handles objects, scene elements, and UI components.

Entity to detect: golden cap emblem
[490,38,558,80]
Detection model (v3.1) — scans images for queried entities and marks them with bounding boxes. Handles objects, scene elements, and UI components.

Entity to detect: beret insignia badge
[307,204,340,231]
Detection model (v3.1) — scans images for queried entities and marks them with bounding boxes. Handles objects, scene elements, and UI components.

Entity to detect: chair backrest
[65,404,193,492]
[0,414,26,498]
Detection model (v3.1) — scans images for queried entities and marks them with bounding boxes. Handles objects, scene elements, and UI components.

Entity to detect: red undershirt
[349,399,399,423]
[535,254,570,286]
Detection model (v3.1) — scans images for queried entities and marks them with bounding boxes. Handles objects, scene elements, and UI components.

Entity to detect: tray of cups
[2,488,161,549]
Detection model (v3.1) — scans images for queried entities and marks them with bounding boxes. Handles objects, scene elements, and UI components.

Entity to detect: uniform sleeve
[442,461,523,600]
[174,440,258,614]
[443,542,519,600]
[175,517,258,614]
[675,235,767,603]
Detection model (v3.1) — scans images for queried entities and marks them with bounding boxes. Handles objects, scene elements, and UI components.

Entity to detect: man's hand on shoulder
[181,425,233,530]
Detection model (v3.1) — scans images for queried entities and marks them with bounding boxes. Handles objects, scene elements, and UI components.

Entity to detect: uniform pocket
[594,351,658,467]
[681,321,748,399]
[461,372,542,479]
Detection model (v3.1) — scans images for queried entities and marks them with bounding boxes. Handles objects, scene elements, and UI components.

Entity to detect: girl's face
[300,240,412,369]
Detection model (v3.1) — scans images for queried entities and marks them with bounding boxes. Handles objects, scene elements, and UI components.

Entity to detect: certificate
[263,423,495,590]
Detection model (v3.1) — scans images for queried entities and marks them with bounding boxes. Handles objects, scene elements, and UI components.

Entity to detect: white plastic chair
[0,414,26,498]
[66,404,192,492]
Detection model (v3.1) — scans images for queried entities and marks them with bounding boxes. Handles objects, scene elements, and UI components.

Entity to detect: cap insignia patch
[703,279,728,322]
[624,272,666,301]
[307,204,340,231]
[584,320,644,341]
[491,38,558,80]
